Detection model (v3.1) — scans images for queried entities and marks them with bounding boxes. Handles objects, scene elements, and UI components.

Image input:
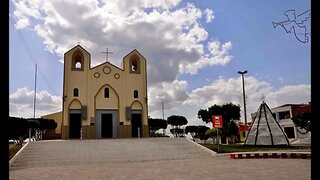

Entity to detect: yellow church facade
[61,45,148,139]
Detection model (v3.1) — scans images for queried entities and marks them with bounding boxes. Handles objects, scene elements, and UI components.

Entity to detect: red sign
[212,115,223,128]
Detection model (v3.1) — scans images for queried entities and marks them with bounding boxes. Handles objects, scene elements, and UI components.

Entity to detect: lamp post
[238,70,248,137]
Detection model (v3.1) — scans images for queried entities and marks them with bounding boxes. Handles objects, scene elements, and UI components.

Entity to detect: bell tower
[62,45,90,139]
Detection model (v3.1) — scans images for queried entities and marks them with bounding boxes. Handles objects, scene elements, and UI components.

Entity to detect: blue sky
[9,0,311,126]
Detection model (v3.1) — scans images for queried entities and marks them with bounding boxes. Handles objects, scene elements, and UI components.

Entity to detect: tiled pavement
[9,138,311,180]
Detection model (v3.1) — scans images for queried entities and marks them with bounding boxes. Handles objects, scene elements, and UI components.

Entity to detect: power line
[9,12,38,65]
[37,69,60,95]
[9,11,60,96]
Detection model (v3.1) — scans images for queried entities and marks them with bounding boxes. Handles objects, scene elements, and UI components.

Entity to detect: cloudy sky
[9,0,311,128]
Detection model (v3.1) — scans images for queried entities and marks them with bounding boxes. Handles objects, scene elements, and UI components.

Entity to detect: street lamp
[238,70,248,137]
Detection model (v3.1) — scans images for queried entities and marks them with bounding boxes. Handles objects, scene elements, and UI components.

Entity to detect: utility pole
[162,99,165,135]
[238,70,248,137]
[33,64,37,120]
[162,99,165,121]
[30,64,37,142]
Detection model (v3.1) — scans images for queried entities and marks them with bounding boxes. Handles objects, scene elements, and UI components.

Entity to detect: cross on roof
[101,48,113,62]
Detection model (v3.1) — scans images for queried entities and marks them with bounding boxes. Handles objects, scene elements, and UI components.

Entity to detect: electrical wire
[9,11,60,96]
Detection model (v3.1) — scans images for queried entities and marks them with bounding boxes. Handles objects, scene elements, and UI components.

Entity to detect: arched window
[131,59,138,72]
[72,50,84,71]
[129,55,140,74]
[73,88,79,97]
[104,88,109,98]
[134,90,138,98]
[75,62,82,69]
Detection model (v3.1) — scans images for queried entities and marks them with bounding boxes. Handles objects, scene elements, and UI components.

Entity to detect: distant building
[251,102,311,140]
[41,111,62,135]
[237,121,253,142]
[41,111,62,139]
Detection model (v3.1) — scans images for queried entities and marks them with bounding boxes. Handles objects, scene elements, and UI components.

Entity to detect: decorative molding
[103,66,111,74]
[94,72,100,78]
[114,73,120,79]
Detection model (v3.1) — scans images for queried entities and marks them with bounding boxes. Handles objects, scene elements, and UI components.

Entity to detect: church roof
[64,44,91,56]
[123,49,146,62]
[273,103,311,109]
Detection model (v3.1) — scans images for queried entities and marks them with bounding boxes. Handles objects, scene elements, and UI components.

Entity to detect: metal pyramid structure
[245,102,289,146]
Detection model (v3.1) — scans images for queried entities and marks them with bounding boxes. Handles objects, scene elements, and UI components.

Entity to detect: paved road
[9,138,310,180]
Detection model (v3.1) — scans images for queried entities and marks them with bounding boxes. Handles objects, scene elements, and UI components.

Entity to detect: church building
[61,45,148,139]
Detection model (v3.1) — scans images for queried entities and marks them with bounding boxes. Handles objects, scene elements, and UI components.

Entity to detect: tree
[197,109,211,123]
[8,117,58,145]
[205,128,217,144]
[198,103,240,140]
[226,121,239,144]
[197,126,210,143]
[167,115,188,127]
[28,118,58,140]
[27,119,40,140]
[148,118,168,136]
[33,118,57,131]
[170,128,184,137]
[8,117,29,147]
[292,112,311,133]
[167,115,188,138]
[28,120,40,129]
[185,125,198,141]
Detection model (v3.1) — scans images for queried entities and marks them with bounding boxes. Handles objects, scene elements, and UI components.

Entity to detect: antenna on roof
[261,93,266,103]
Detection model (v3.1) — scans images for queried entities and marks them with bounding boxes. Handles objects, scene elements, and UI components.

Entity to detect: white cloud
[145,75,310,128]
[10,1,310,128]
[14,16,30,29]
[204,8,214,23]
[179,40,233,75]
[11,0,232,86]
[11,0,42,29]
[266,84,311,108]
[152,77,310,126]
[104,0,182,14]
[142,0,182,10]
[148,80,189,117]
[9,87,62,118]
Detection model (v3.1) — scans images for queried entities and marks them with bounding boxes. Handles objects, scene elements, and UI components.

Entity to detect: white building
[251,103,311,141]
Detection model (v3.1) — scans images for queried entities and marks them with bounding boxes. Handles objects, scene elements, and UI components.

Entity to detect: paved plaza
[9,138,311,180]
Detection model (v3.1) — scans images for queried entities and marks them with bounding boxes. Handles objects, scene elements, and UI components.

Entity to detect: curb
[9,142,29,167]
[229,152,311,159]
[186,139,218,156]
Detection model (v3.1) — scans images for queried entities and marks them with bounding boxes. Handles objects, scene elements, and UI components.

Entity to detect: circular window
[114,73,120,79]
[103,66,111,74]
[94,72,100,78]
